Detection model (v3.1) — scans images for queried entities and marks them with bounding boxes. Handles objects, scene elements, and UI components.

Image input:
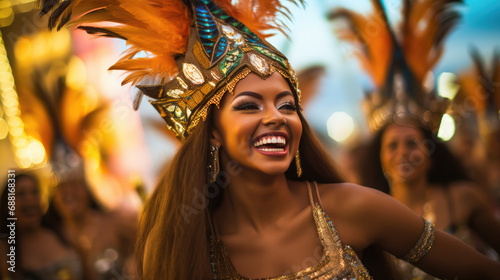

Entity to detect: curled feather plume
[329,0,462,88]
[457,46,500,115]
[37,0,303,86]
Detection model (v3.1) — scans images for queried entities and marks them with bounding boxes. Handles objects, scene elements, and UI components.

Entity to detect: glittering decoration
[221,25,243,46]
[177,77,188,89]
[219,48,243,77]
[402,219,435,263]
[226,68,252,94]
[295,151,302,177]
[133,0,301,141]
[249,53,269,74]
[160,103,187,123]
[221,25,235,37]
[194,41,211,69]
[211,71,221,81]
[195,2,220,61]
[210,182,373,279]
[250,44,287,68]
[166,89,184,98]
[183,63,205,85]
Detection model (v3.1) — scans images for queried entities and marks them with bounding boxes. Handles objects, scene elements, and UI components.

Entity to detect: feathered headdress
[13,29,111,183]
[329,0,462,133]
[455,47,500,138]
[38,0,303,140]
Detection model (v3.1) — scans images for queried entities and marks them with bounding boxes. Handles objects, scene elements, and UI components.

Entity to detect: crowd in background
[1,0,500,279]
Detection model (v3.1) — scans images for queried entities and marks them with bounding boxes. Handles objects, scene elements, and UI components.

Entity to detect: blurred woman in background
[45,172,138,280]
[360,121,500,278]
[0,172,86,280]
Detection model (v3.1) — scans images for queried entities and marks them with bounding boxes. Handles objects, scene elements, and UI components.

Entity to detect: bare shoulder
[316,182,394,217]
[448,181,489,207]
[314,182,424,253]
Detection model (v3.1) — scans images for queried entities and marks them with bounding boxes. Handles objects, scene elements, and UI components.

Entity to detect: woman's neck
[64,208,93,229]
[19,223,43,237]
[215,169,298,234]
[390,176,429,209]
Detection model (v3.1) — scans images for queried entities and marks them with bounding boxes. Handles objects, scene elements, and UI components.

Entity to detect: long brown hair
[136,106,345,279]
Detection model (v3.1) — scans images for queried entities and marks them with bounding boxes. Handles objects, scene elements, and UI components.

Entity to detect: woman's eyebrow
[234,91,293,100]
[276,91,293,100]
[234,91,262,100]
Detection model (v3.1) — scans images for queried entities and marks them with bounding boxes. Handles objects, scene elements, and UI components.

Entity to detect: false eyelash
[233,101,261,110]
[278,102,297,111]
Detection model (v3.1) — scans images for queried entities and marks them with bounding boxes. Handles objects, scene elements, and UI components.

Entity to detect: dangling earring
[208,144,220,183]
[295,150,302,178]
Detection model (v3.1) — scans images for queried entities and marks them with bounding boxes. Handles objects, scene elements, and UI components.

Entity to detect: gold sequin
[194,40,211,69]
[402,219,435,263]
[210,201,372,279]
[226,68,252,94]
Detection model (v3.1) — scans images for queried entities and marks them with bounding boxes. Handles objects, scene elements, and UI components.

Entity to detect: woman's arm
[321,183,500,279]
[415,229,500,279]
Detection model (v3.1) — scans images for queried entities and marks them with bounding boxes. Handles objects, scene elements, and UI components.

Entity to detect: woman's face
[15,176,42,230]
[380,124,430,184]
[54,179,90,219]
[213,72,302,176]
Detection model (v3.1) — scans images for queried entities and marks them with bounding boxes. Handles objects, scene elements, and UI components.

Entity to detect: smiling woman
[212,72,303,178]
[37,0,500,279]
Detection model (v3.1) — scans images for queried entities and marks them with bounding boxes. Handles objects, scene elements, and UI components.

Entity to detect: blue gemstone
[199,32,217,39]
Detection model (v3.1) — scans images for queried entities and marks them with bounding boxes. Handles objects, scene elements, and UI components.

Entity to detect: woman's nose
[262,107,286,127]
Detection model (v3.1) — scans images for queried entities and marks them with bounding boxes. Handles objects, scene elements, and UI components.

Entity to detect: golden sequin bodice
[210,182,372,280]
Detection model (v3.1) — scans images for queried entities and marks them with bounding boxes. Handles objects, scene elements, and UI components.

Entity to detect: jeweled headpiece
[38,0,302,140]
[329,0,461,133]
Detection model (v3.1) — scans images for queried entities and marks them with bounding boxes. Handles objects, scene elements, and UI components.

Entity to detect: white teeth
[259,147,285,152]
[253,136,287,147]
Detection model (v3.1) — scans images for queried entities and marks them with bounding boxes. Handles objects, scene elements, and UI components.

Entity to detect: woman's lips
[252,133,289,157]
[253,144,289,156]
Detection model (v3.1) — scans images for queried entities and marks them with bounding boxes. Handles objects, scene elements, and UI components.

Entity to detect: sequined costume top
[22,251,83,280]
[209,181,373,280]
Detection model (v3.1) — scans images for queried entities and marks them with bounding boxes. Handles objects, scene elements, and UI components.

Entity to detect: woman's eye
[388,142,398,151]
[406,140,417,149]
[278,102,296,111]
[233,102,260,110]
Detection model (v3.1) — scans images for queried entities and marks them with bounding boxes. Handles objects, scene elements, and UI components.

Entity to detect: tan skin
[208,72,500,279]
[53,179,137,278]
[0,176,81,278]
[381,124,500,255]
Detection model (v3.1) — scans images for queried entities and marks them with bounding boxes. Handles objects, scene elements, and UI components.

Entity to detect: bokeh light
[0,0,14,28]
[437,114,456,141]
[437,72,460,100]
[327,112,355,142]
[0,117,7,139]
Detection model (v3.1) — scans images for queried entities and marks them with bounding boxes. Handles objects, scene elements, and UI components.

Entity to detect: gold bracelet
[402,218,435,263]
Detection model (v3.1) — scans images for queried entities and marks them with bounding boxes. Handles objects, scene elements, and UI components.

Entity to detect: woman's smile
[212,71,302,176]
[252,132,289,156]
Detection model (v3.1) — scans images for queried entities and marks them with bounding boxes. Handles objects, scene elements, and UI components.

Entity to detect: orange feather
[38,0,302,86]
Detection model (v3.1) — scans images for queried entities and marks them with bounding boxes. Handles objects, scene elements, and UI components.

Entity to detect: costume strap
[306,181,315,206]
[313,181,325,209]
[207,209,220,241]
[402,218,436,263]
